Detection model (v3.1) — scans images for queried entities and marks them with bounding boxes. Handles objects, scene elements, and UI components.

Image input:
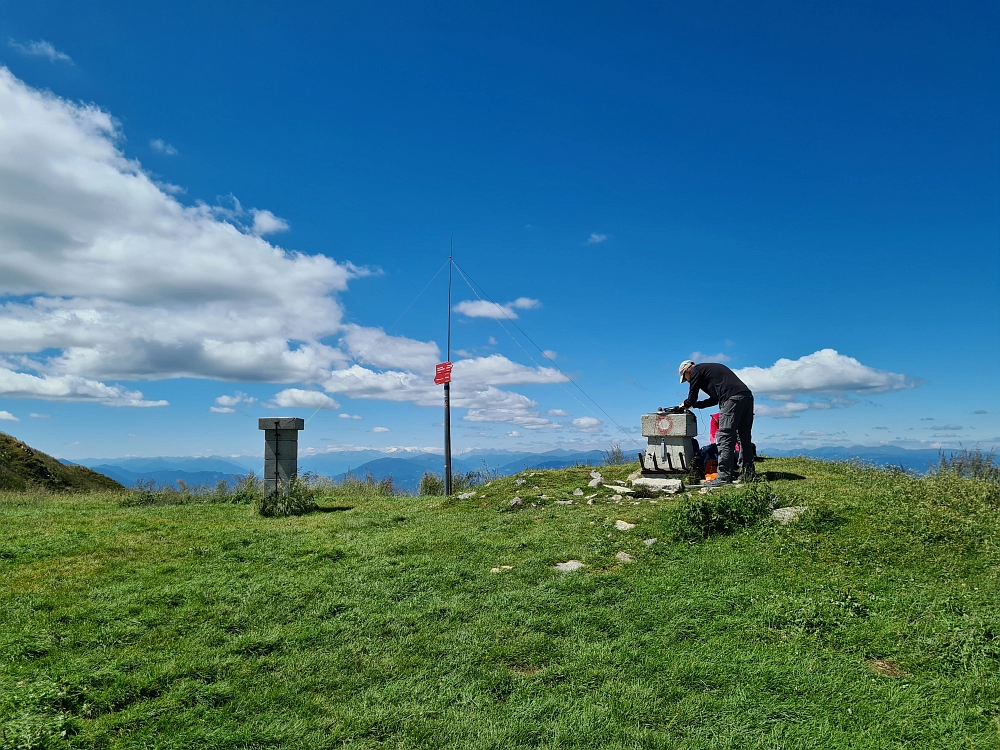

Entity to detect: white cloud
[547,408,571,417]
[250,209,288,236]
[506,430,522,438]
[736,350,918,396]
[488,336,497,345]
[543,350,557,360]
[453,297,541,320]
[215,391,256,407]
[0,367,166,406]
[339,324,440,372]
[0,69,362,401]
[0,410,19,421]
[209,406,236,414]
[149,139,177,156]
[587,233,607,244]
[930,424,962,431]
[691,351,731,362]
[29,412,49,418]
[572,416,603,433]
[755,402,809,418]
[271,388,339,410]
[371,426,390,433]
[338,413,363,420]
[8,40,72,63]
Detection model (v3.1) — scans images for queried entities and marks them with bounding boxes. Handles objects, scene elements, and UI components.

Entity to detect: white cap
[678,360,695,383]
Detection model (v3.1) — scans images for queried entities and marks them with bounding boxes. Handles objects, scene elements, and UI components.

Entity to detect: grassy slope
[1,458,997,749]
[0,432,122,492]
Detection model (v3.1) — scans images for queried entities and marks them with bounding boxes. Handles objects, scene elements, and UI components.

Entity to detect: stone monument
[638,410,698,475]
[259,417,304,496]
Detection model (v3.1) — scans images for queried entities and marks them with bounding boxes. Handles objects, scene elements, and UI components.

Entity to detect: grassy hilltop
[1,457,997,749]
[0,432,123,493]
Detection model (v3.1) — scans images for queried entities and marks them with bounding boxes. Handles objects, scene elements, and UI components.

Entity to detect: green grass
[1,458,998,749]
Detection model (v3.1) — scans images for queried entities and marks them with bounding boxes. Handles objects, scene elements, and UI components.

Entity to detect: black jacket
[683,363,752,409]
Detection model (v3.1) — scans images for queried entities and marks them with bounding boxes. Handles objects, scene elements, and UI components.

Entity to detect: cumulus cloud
[453,297,541,320]
[338,413,363,420]
[339,324,440,372]
[271,389,339,410]
[587,233,607,244]
[8,39,72,63]
[542,350,557,360]
[150,139,177,155]
[571,416,603,433]
[371,426,390,433]
[0,68,361,402]
[506,430,523,437]
[737,350,918,396]
[29,413,49,418]
[691,351,731,362]
[0,367,167,406]
[755,402,809,418]
[547,408,571,417]
[210,391,255,413]
[0,410,19,421]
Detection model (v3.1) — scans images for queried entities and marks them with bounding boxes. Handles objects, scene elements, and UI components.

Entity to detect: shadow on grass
[316,505,354,513]
[760,471,807,482]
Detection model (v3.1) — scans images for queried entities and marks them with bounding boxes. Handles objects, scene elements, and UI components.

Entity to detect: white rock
[588,478,602,487]
[612,495,622,501]
[539,494,551,500]
[458,492,476,499]
[615,551,633,563]
[643,538,657,546]
[772,506,808,525]
[627,470,642,482]
[615,520,636,531]
[572,488,584,496]
[490,565,514,573]
[555,499,573,505]
[631,477,683,493]
[585,494,596,499]
[528,473,537,477]
[515,479,526,486]
[509,497,523,506]
[590,470,603,480]
[607,485,634,494]
[555,560,584,572]
[586,499,595,505]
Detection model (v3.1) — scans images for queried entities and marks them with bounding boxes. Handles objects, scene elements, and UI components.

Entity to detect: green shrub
[418,469,486,496]
[253,476,317,517]
[671,481,777,541]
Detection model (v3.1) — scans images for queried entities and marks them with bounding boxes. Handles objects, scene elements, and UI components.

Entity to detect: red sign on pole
[434,361,453,385]
[434,362,451,385]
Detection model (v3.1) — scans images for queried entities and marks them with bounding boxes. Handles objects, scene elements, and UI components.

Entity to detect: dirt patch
[868,658,909,677]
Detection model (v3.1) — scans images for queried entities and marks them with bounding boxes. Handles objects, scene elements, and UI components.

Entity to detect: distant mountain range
[65,444,959,491]
[66,449,608,491]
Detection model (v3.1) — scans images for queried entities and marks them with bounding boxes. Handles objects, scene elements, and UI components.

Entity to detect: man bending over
[677,359,755,486]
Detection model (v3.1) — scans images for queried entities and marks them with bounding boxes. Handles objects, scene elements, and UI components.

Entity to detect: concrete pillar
[259,417,304,496]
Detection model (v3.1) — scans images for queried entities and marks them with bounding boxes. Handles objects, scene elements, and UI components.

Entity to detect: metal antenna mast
[444,239,453,496]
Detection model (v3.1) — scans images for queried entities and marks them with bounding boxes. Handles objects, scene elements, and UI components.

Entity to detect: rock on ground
[555,499,573,505]
[490,565,514,573]
[509,497,522,507]
[772,506,808,524]
[615,551,633,563]
[615,520,636,531]
[555,560,584,572]
[458,492,476,499]
[572,488,584,496]
[588,478,602,487]
[515,479,526,486]
[631,477,683,493]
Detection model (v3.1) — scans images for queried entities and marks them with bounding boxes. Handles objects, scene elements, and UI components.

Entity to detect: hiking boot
[702,477,733,488]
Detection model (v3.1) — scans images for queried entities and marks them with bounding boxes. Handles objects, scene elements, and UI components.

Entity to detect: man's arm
[694,396,718,409]
[682,379,701,409]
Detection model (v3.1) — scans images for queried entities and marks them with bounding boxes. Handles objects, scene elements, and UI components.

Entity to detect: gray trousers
[717,393,754,480]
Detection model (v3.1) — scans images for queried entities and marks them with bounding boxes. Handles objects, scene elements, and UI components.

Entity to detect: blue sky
[0,0,997,461]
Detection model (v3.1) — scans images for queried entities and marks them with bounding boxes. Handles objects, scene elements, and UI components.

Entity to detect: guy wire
[451,260,643,449]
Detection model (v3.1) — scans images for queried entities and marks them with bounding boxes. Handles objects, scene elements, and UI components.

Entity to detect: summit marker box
[640,412,698,438]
